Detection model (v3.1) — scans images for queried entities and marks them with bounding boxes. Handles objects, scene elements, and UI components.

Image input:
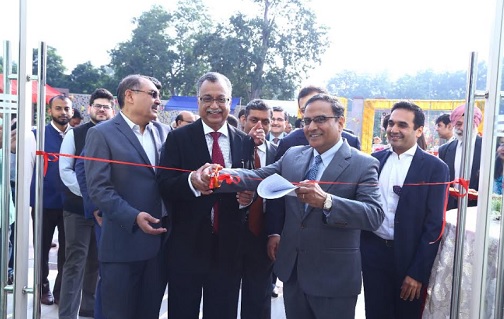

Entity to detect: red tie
[210,132,225,233]
[248,147,263,236]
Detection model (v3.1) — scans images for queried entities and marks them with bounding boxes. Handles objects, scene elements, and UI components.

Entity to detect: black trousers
[32,208,65,299]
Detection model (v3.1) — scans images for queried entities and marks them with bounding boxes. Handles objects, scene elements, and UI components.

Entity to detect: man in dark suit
[84,74,171,319]
[361,101,450,319]
[198,93,384,319]
[438,103,482,210]
[157,72,255,319]
[235,99,279,318]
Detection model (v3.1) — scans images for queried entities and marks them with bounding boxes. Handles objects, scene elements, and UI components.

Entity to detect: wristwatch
[323,193,332,211]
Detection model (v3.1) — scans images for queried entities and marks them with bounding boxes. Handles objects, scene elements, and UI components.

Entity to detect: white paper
[257,173,298,199]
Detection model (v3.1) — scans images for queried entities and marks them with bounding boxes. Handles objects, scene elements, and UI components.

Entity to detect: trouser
[58,211,99,319]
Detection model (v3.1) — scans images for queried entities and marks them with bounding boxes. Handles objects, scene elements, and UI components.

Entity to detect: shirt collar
[390,143,417,158]
[257,142,267,153]
[201,120,229,138]
[120,111,153,132]
[312,138,343,165]
[50,121,71,135]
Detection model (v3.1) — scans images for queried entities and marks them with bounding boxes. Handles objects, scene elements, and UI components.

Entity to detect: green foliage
[327,61,488,99]
[67,62,115,94]
[194,0,329,102]
[32,46,68,88]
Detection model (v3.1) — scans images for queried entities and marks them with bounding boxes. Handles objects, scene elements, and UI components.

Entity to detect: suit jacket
[369,147,449,284]
[275,128,360,161]
[156,119,255,273]
[438,136,481,209]
[219,142,384,298]
[84,114,171,262]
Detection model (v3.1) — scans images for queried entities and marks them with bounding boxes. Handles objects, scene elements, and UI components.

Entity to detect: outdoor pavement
[5,225,366,318]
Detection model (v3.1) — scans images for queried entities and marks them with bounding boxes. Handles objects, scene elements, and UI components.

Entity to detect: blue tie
[305,155,322,181]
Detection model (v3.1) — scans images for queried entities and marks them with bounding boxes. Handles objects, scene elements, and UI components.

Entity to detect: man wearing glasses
[85,75,171,318]
[266,106,288,145]
[157,72,256,319]
[195,93,384,319]
[58,88,115,318]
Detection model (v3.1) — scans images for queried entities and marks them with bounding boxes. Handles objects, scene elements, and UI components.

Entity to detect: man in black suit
[235,99,279,318]
[438,103,482,210]
[157,72,255,319]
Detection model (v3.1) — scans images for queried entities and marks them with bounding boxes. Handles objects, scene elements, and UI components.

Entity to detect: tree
[32,46,68,88]
[108,1,212,97]
[67,62,115,94]
[194,0,329,102]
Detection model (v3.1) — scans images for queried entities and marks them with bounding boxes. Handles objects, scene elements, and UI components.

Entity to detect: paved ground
[5,227,366,318]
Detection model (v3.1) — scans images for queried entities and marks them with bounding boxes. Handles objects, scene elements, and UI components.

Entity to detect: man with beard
[30,95,74,305]
[438,103,483,210]
[58,88,115,318]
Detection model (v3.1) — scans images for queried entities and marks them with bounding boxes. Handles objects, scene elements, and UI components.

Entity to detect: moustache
[207,109,223,114]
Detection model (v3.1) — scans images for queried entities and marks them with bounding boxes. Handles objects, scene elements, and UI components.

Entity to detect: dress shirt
[50,121,72,137]
[257,142,266,167]
[59,129,81,196]
[120,112,156,169]
[454,133,477,181]
[189,121,232,196]
[374,144,417,240]
[306,138,343,214]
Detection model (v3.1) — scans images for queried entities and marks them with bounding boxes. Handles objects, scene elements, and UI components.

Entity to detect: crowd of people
[0,70,493,319]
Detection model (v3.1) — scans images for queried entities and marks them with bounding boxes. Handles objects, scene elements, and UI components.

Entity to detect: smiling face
[88,98,115,123]
[387,108,423,155]
[124,77,161,125]
[198,79,231,131]
[303,99,344,154]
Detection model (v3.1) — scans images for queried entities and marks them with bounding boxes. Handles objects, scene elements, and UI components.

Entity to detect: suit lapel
[265,141,275,165]
[399,148,425,203]
[445,140,457,180]
[113,114,153,171]
[304,142,352,217]
[293,147,312,218]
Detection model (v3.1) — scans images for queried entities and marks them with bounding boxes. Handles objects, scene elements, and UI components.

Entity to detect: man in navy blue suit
[361,101,449,319]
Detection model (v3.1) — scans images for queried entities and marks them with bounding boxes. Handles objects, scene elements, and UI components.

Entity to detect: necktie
[273,137,279,144]
[305,155,322,181]
[248,147,263,236]
[210,132,225,233]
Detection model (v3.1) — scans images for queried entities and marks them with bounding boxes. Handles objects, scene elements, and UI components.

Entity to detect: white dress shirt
[374,144,417,240]
[454,134,477,181]
[120,112,157,170]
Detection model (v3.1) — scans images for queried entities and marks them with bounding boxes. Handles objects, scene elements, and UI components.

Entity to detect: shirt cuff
[188,172,201,197]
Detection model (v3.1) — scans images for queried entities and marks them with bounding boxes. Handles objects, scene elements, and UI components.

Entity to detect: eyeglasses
[247,117,271,126]
[131,89,160,100]
[92,104,112,110]
[198,96,230,105]
[302,116,339,126]
[272,117,285,122]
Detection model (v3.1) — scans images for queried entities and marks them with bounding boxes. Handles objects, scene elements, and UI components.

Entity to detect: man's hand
[267,236,280,261]
[93,210,103,226]
[295,180,327,209]
[237,190,254,206]
[136,212,167,235]
[248,121,265,146]
[190,163,218,195]
[400,276,422,301]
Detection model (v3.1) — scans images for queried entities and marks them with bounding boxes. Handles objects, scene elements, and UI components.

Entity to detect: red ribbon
[36,151,474,244]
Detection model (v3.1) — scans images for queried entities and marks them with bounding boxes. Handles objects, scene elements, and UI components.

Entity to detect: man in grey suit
[84,74,171,319]
[193,93,384,319]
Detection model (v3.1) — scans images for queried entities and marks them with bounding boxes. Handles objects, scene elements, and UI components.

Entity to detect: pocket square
[393,185,402,196]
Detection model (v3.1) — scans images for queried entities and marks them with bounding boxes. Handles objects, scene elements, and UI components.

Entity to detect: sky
[0,0,497,85]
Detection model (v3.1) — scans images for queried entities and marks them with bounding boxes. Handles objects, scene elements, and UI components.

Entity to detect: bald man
[438,103,483,209]
[175,111,196,128]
